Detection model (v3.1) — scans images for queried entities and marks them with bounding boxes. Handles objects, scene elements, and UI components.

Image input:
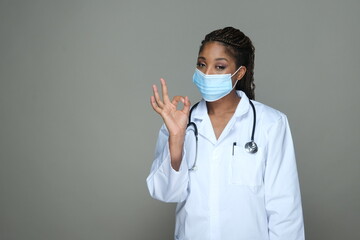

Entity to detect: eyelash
[196,63,227,70]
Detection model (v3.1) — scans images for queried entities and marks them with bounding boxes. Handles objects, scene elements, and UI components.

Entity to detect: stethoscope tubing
[249,100,256,143]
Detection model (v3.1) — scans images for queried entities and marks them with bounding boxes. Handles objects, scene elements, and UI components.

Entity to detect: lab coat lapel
[198,115,217,144]
[190,100,217,145]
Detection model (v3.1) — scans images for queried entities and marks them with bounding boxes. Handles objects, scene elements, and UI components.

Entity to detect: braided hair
[199,27,256,99]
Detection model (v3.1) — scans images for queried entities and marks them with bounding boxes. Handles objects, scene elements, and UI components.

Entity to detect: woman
[147,27,304,240]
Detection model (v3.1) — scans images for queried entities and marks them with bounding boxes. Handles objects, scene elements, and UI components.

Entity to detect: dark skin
[150,41,246,170]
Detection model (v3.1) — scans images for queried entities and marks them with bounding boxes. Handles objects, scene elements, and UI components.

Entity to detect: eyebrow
[197,56,229,62]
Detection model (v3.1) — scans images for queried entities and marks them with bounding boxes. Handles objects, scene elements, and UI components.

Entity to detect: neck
[206,90,241,115]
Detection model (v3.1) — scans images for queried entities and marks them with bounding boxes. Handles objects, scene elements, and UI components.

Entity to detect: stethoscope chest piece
[244,141,258,154]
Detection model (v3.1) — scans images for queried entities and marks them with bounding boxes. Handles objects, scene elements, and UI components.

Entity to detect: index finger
[182,96,191,114]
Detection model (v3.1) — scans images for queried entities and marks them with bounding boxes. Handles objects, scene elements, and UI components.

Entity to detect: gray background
[1,0,359,239]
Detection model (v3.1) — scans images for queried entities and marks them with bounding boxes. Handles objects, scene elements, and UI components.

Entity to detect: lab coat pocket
[230,145,264,187]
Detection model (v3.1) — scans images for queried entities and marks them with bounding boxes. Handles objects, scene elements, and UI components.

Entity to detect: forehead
[199,41,235,61]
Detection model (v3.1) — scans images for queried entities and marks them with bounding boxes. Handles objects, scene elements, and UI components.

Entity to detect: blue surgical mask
[192,66,242,102]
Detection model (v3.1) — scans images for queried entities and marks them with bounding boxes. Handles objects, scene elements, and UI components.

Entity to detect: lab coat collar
[233,90,251,119]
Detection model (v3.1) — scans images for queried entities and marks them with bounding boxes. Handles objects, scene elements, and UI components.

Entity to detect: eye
[196,62,206,68]
[216,65,226,70]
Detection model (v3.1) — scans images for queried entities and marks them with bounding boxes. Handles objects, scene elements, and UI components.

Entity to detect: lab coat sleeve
[146,125,189,203]
[264,115,305,240]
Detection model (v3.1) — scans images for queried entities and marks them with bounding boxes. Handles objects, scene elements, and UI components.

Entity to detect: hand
[150,78,191,137]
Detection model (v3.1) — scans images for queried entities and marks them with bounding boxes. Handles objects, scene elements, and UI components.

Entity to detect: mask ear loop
[231,66,243,77]
[231,66,243,89]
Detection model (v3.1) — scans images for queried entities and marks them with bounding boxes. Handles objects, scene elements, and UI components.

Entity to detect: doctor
[147,26,305,240]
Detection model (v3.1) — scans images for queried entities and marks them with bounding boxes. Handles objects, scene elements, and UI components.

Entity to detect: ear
[236,66,247,81]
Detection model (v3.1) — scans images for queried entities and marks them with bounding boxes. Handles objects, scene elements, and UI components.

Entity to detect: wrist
[171,159,181,171]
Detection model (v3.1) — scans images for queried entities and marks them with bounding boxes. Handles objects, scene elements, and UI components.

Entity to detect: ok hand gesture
[150,78,191,137]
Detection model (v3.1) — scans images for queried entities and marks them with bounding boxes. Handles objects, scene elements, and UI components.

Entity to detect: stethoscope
[186,99,258,171]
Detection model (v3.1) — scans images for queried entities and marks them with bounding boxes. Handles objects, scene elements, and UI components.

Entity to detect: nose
[204,67,213,75]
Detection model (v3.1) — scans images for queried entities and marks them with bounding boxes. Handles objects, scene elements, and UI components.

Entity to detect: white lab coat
[147,91,305,240]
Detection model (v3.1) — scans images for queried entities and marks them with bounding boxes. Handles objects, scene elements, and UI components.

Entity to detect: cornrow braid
[199,27,256,99]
